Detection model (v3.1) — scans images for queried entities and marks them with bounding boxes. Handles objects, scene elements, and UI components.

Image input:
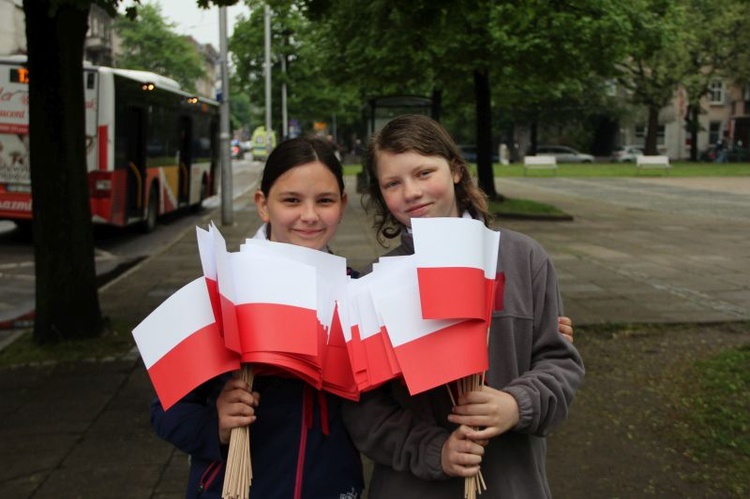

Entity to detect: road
[495,176,750,325]
[0,159,262,329]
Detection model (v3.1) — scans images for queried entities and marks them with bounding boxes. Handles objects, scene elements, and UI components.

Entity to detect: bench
[636,155,670,173]
[523,155,558,176]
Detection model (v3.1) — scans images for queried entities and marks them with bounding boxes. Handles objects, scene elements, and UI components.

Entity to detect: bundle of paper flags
[132,217,500,411]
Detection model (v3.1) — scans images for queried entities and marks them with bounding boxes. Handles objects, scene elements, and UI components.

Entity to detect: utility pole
[281,54,287,141]
[219,6,233,225]
[264,3,272,152]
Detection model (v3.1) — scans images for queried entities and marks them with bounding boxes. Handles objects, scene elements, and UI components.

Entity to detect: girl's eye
[417,169,433,178]
[382,180,399,190]
[282,197,300,204]
[318,197,336,204]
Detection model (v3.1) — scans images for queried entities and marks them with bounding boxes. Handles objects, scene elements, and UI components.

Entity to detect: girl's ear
[254,190,270,222]
[452,164,462,184]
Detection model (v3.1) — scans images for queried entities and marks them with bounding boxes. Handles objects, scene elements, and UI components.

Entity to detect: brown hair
[363,114,490,242]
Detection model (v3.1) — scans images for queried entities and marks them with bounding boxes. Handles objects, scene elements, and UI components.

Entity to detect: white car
[535,145,595,163]
[611,145,644,163]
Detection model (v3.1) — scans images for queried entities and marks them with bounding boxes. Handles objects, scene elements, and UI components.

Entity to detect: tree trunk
[530,120,539,155]
[645,105,660,155]
[24,0,103,343]
[473,68,498,199]
[687,104,699,161]
[431,86,442,123]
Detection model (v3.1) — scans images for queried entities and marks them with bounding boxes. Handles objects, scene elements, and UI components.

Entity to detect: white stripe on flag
[370,264,462,348]
[412,217,492,273]
[132,278,216,369]
[240,238,349,331]
[230,252,316,309]
[195,226,217,279]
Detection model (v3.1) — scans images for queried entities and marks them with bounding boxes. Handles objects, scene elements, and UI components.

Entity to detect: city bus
[0,55,219,232]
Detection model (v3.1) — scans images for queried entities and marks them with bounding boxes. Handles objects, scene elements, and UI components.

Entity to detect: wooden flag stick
[222,364,254,499]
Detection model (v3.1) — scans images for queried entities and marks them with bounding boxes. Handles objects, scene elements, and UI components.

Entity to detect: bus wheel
[142,185,158,233]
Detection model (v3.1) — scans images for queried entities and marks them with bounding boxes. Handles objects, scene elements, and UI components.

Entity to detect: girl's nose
[300,202,319,222]
[403,179,422,200]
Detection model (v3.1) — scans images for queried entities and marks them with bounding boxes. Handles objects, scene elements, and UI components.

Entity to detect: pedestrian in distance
[150,136,364,499]
[714,133,730,163]
[341,114,584,499]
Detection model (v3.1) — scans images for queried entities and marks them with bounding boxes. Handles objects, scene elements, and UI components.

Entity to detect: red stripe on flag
[235,303,318,356]
[347,325,370,390]
[148,323,239,410]
[220,294,240,353]
[204,278,223,335]
[395,319,488,395]
[241,351,322,388]
[321,305,358,400]
[417,267,486,320]
[361,330,400,390]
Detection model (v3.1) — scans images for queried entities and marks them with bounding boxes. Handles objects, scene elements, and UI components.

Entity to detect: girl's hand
[440,425,485,477]
[559,316,574,343]
[216,378,260,444]
[447,386,519,441]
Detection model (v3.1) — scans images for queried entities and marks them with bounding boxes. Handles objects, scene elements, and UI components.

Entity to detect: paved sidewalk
[1,175,748,498]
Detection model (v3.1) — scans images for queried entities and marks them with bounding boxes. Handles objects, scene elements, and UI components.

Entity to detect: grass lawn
[344,162,750,178]
[490,161,750,177]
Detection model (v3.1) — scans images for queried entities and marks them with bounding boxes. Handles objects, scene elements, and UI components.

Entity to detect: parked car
[534,145,594,163]
[611,145,644,163]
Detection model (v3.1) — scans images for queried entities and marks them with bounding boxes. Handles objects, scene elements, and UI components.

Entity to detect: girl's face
[375,150,460,228]
[254,161,347,250]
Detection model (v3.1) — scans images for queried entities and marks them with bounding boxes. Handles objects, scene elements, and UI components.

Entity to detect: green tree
[114,1,206,93]
[614,0,691,155]
[299,0,628,197]
[22,0,238,344]
[229,1,361,140]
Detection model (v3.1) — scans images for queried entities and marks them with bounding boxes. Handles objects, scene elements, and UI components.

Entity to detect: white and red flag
[240,238,356,397]
[412,217,500,322]
[347,273,401,392]
[369,257,488,395]
[228,250,322,386]
[196,223,223,332]
[132,277,240,410]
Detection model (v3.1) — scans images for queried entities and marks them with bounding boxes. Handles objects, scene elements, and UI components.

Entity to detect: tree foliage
[114,1,206,92]
[229,0,361,138]
[286,0,629,194]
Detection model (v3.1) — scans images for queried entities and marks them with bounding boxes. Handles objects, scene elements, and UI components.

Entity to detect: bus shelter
[358,95,434,191]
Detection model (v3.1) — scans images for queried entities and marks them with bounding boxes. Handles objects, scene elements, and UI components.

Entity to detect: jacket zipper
[196,461,223,498]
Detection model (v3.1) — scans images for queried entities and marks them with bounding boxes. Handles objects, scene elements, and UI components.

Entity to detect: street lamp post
[264,3,272,152]
[219,6,233,225]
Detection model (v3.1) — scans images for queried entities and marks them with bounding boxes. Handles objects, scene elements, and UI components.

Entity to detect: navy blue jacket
[151,372,364,498]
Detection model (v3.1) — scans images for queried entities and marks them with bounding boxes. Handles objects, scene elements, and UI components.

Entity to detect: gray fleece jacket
[342,227,584,499]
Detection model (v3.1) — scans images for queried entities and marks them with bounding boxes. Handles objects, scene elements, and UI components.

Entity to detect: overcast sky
[142,0,247,48]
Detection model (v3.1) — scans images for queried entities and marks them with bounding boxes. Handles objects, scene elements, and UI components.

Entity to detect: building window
[709,80,725,105]
[709,121,721,145]
[635,124,666,145]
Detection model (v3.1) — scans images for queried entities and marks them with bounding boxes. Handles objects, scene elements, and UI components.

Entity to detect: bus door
[178,116,192,207]
[125,106,147,220]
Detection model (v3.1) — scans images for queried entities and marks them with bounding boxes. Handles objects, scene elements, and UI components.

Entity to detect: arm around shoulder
[342,383,450,481]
